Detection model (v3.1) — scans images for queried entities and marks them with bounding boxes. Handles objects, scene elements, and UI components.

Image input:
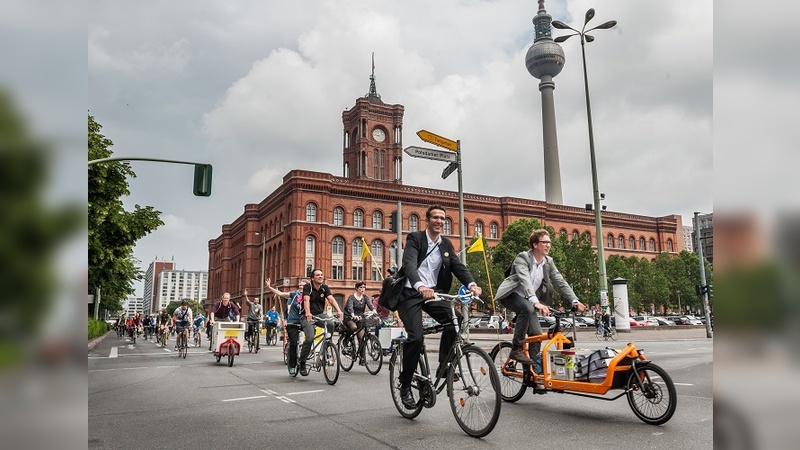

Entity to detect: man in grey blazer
[495,229,586,366]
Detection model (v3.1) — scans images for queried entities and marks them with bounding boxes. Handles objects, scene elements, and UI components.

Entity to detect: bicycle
[246,321,260,353]
[294,315,341,385]
[490,309,677,425]
[193,326,202,347]
[176,324,189,358]
[338,310,383,375]
[595,324,618,341]
[157,325,168,348]
[388,292,502,438]
[266,323,278,346]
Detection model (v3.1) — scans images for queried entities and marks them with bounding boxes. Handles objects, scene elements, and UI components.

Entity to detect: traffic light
[706,284,713,298]
[389,211,398,233]
[193,164,213,197]
[695,284,703,295]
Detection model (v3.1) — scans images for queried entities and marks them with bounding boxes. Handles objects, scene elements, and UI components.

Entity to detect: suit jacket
[495,250,578,305]
[401,230,475,297]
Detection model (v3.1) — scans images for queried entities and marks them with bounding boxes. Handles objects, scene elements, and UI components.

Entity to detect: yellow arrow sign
[417,129,458,152]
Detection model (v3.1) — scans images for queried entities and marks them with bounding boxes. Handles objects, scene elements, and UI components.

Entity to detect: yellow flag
[361,237,371,261]
[467,236,484,254]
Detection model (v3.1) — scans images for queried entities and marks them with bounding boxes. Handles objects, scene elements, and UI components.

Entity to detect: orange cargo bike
[490,310,677,425]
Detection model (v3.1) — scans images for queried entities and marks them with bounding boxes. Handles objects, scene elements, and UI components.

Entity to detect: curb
[88,331,111,352]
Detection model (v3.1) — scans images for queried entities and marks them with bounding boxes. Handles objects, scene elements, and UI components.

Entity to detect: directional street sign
[403,146,457,163]
[417,130,458,152]
[442,161,458,179]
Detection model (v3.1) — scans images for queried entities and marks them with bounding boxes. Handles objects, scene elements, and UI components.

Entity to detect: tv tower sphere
[525,40,565,79]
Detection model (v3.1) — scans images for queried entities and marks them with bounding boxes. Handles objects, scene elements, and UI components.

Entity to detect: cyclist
[343,281,374,348]
[193,312,206,342]
[242,289,264,344]
[156,309,171,342]
[301,269,345,376]
[125,316,134,338]
[264,305,279,343]
[494,229,586,371]
[601,310,611,337]
[173,300,193,350]
[209,292,240,327]
[395,205,482,409]
[132,312,143,337]
[265,278,307,375]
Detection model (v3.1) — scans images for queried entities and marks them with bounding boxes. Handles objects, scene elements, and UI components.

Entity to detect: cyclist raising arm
[242,289,264,342]
[266,277,307,376]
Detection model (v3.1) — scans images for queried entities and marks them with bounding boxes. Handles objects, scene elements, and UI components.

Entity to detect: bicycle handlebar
[428,292,483,305]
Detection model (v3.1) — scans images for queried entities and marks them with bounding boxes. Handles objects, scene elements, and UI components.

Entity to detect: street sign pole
[456,140,466,264]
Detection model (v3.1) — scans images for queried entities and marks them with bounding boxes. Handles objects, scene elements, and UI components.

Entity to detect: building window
[372,211,383,229]
[306,203,317,222]
[474,221,483,237]
[582,232,591,242]
[463,219,468,237]
[559,228,567,238]
[618,235,625,249]
[490,222,498,239]
[351,239,364,280]
[630,236,636,250]
[607,234,614,248]
[639,237,646,250]
[305,236,315,277]
[333,207,344,226]
[331,236,345,281]
[389,240,398,268]
[667,239,673,252]
[572,230,579,241]
[354,209,364,228]
[409,214,419,232]
[370,240,383,281]
[444,218,452,235]
[649,238,656,251]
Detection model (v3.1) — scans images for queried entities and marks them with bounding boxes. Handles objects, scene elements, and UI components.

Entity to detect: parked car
[561,317,588,328]
[478,315,500,329]
[574,316,595,327]
[674,315,703,325]
[632,315,660,327]
[538,316,556,329]
[654,316,676,326]
[629,318,644,327]
[467,317,481,329]
[422,316,438,329]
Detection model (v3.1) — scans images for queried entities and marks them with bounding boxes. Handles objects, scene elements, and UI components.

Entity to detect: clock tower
[342,57,404,183]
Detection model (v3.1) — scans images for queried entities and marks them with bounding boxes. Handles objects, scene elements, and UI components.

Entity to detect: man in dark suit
[397,204,482,409]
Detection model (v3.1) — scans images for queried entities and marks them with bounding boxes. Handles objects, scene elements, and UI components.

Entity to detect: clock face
[372,128,386,142]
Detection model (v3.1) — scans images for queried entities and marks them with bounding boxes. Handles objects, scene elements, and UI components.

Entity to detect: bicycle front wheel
[270,330,277,346]
[626,363,677,425]
[338,335,355,372]
[254,331,260,353]
[322,340,339,385]
[363,334,383,375]
[283,341,288,365]
[181,335,188,358]
[388,343,424,419]
[609,328,619,341]
[489,342,526,402]
[227,344,235,367]
[448,345,502,438]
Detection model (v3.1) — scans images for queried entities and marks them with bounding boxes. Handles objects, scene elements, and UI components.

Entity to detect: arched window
[490,222,499,239]
[463,219,469,236]
[639,237,646,250]
[370,240,383,280]
[306,203,317,222]
[474,220,483,237]
[667,239,674,252]
[607,234,614,248]
[572,230,579,241]
[354,209,364,228]
[630,236,636,250]
[409,214,419,232]
[372,211,383,229]
[560,228,568,238]
[351,239,364,280]
[331,237,344,280]
[333,207,344,226]
[582,232,591,242]
[389,240,398,267]
[305,236,315,277]
[444,218,452,235]
[649,238,656,251]
[618,235,625,249]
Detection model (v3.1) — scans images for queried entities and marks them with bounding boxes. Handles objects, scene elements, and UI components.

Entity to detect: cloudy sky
[88,0,713,296]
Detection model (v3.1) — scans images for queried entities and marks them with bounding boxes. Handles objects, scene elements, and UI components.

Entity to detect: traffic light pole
[88,157,213,196]
[694,212,713,338]
[456,141,466,264]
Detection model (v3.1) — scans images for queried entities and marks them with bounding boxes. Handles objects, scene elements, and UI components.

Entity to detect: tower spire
[366,52,382,102]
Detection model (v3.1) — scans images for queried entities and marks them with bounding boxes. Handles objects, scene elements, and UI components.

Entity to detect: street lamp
[553,9,616,306]
[255,232,266,305]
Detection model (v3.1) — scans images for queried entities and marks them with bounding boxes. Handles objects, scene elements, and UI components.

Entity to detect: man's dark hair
[426,204,446,219]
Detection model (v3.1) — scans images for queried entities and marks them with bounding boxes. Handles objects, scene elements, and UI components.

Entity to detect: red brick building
[207,81,683,312]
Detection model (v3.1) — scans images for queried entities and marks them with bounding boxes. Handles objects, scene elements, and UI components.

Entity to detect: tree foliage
[88,114,163,313]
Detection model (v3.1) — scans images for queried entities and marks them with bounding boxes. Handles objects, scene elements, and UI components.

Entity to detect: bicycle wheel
[338,334,355,372]
[595,328,604,341]
[254,331,260,353]
[447,345,502,437]
[270,330,277,346]
[321,340,339,385]
[362,334,383,375]
[283,341,289,365]
[180,335,188,359]
[161,332,167,348]
[389,343,425,419]
[489,342,526,402]
[247,334,253,353]
[609,328,619,341]
[227,344,235,367]
[626,363,676,425]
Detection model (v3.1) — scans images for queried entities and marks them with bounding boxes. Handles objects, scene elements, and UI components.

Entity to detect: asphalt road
[89,328,712,449]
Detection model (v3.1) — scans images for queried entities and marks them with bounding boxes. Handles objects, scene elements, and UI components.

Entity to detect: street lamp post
[255,232,266,305]
[553,9,616,307]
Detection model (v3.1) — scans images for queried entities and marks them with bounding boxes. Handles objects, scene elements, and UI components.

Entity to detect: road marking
[673,382,694,386]
[261,389,279,395]
[276,396,296,403]
[110,347,118,358]
[222,395,268,402]
[286,390,324,396]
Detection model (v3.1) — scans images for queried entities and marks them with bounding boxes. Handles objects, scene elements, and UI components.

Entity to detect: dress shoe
[436,364,460,382]
[399,384,416,409]
[509,347,534,365]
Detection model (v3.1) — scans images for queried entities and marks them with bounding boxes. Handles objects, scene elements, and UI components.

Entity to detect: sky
[87,0,714,296]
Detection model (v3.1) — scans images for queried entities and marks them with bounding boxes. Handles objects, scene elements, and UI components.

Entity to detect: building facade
[155,270,208,311]
[124,296,144,316]
[142,259,174,314]
[207,80,684,314]
[694,212,713,264]
[683,225,694,253]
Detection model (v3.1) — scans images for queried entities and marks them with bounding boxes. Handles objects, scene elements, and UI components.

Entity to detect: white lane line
[222,395,268,402]
[673,382,694,386]
[286,390,325,396]
[261,389,279,395]
[109,347,118,358]
[276,396,296,403]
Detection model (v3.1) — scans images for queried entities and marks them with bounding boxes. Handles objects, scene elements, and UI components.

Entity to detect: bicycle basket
[363,315,380,328]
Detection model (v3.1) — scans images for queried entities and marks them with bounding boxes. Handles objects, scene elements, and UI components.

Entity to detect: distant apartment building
[682,226,694,252]
[124,296,144,316]
[142,259,175,314]
[693,213,713,264]
[155,270,208,311]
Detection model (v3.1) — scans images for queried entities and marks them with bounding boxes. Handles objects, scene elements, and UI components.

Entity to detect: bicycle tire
[609,328,619,341]
[270,331,277,346]
[363,334,383,375]
[626,363,677,425]
[389,343,425,419]
[595,328,604,341]
[247,334,253,353]
[227,344,235,367]
[338,335,355,372]
[181,334,188,359]
[447,345,502,437]
[322,340,339,385]
[283,341,289,365]
[254,331,260,353]
[489,342,527,402]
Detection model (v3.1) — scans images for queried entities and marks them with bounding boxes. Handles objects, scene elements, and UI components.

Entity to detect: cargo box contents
[548,349,593,380]
[575,348,618,381]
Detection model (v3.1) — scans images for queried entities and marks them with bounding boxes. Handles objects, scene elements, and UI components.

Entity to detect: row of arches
[559,229,672,252]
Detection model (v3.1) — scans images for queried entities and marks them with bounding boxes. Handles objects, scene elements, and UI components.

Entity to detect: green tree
[88,114,163,313]
[550,233,599,308]
[165,300,205,317]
